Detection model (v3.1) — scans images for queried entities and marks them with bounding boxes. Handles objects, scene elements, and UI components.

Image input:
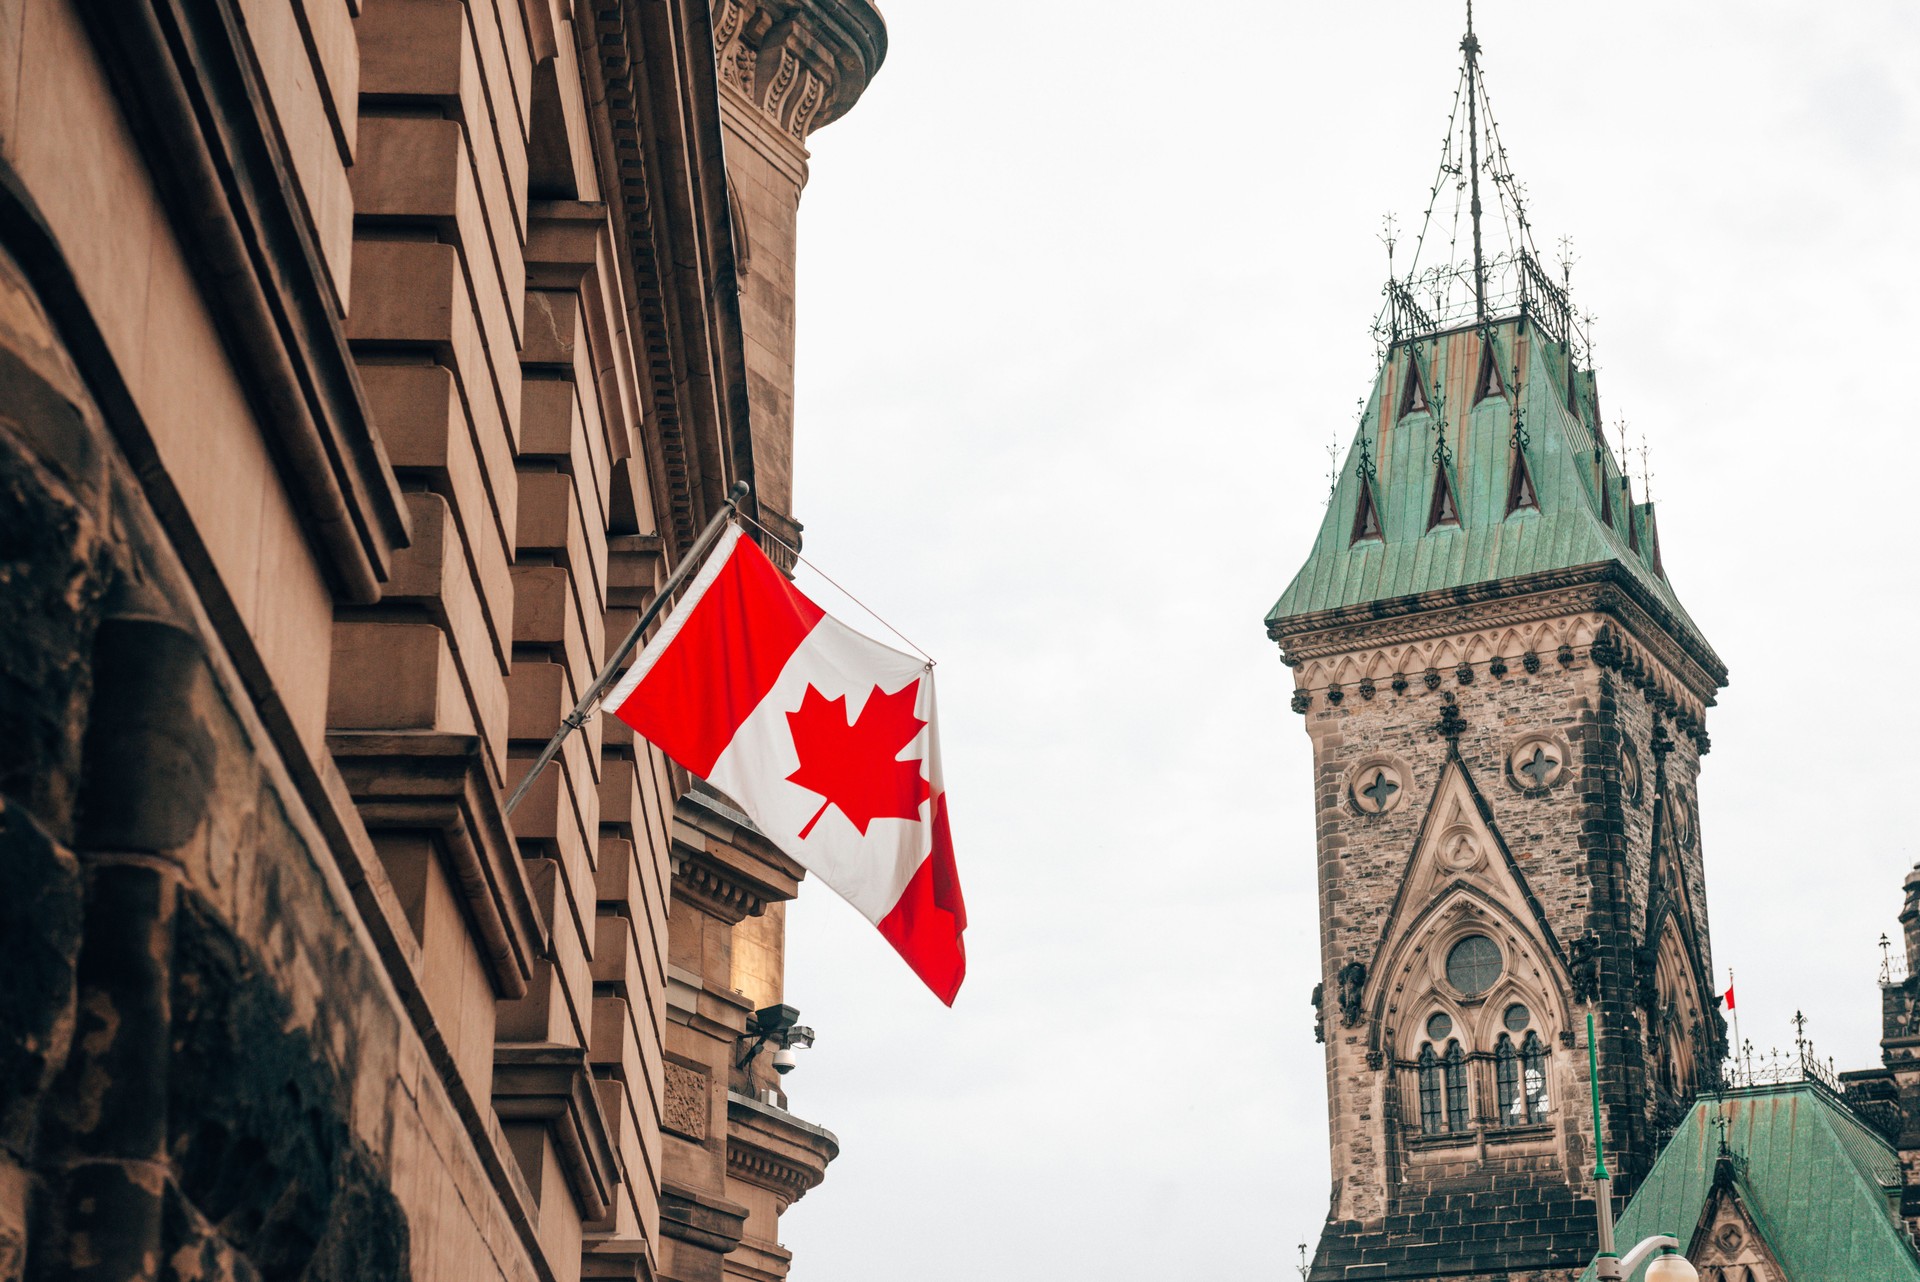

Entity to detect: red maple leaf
[785,681,931,840]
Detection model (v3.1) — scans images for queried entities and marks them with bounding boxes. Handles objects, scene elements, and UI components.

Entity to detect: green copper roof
[1266,319,1715,668]
[1579,1084,1920,1281]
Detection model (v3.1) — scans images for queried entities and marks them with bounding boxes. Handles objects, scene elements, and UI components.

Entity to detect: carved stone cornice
[725,1090,839,1212]
[713,0,886,144]
[1271,563,1726,708]
[492,1043,622,1222]
[670,783,804,924]
[576,0,748,551]
[328,731,545,998]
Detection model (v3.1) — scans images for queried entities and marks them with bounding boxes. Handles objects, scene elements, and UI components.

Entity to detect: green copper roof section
[1578,1084,1920,1281]
[1266,319,1715,667]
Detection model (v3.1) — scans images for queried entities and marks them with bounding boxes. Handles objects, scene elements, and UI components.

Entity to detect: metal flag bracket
[503,479,750,817]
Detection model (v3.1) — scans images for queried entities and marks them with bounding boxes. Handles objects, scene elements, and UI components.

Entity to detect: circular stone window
[1503,1003,1532,1032]
[1426,1011,1453,1041]
[1446,935,1503,997]
[1619,739,1644,807]
[1349,760,1409,815]
[1438,827,1486,873]
[1508,736,1566,791]
[1673,786,1697,850]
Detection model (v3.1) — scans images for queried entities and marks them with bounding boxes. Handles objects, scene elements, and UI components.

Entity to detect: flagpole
[503,480,750,817]
[1728,967,1740,1076]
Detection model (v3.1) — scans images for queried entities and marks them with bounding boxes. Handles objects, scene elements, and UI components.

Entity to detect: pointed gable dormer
[1474,336,1505,404]
[1505,445,1537,514]
[1351,477,1383,544]
[1427,460,1460,530]
[1399,353,1430,418]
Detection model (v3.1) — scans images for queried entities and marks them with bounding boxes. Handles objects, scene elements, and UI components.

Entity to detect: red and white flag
[606,525,966,1004]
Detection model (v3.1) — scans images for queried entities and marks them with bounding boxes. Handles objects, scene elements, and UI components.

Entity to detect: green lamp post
[1587,1013,1698,1281]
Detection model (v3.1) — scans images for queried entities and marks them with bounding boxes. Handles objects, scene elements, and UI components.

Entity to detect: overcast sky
[769,3,1920,1276]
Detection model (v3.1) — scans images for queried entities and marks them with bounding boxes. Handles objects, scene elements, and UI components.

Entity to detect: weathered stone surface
[73,616,215,855]
[0,803,80,1158]
[165,895,408,1282]
[0,412,107,838]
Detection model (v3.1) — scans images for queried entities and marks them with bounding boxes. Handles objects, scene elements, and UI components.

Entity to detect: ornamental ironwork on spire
[1374,6,1583,357]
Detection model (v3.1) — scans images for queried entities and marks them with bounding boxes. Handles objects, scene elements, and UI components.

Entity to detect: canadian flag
[606,525,966,1004]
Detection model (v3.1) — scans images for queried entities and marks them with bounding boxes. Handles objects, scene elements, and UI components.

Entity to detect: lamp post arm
[1615,1235,1682,1278]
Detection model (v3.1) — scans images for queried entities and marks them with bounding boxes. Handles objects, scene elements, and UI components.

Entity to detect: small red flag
[1722,984,1735,1010]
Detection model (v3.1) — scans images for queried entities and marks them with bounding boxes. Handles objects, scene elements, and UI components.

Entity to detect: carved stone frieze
[1285,598,1713,733]
[712,0,886,143]
[1271,567,1724,713]
[663,1062,711,1140]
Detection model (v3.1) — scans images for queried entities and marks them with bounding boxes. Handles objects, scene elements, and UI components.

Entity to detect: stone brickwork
[1276,569,1727,1281]
[0,1,881,1280]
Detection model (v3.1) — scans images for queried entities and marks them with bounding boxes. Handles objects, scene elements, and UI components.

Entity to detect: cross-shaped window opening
[1361,770,1399,810]
[1520,746,1558,787]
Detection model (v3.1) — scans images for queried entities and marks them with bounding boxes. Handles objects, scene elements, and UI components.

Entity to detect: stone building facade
[1267,27,1730,1279]
[0,2,881,1280]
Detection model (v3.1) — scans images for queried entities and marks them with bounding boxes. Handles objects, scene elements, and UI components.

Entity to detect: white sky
[774,3,1920,1276]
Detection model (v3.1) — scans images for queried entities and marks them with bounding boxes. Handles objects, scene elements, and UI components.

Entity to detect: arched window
[1495,1034,1522,1123]
[1522,1031,1550,1121]
[1418,1044,1444,1135]
[1444,1041,1469,1132]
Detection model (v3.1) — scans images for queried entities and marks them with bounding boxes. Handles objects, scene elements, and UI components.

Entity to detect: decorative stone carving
[1337,960,1368,1027]
[1291,689,1312,714]
[1434,695,1468,742]
[712,0,888,143]
[1311,983,1326,1044]
[1348,756,1411,816]
[726,1091,839,1213]
[664,1063,710,1140]
[1506,732,1571,794]
[1358,677,1376,700]
[1672,785,1696,850]
[1270,575,1725,723]
[1620,738,1644,806]
[1568,935,1599,1004]
[1436,826,1486,874]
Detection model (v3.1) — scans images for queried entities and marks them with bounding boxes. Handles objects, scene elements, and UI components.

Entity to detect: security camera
[772,1047,799,1075]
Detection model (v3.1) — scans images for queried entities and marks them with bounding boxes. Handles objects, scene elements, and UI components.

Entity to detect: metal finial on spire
[1461,2,1486,322]
[1377,6,1583,355]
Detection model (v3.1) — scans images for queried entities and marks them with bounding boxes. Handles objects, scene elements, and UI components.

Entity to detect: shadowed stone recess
[165,894,408,1282]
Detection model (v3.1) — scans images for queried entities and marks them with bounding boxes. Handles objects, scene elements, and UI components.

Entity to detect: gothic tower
[1269,19,1730,1282]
